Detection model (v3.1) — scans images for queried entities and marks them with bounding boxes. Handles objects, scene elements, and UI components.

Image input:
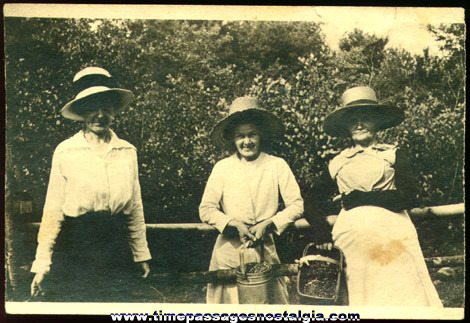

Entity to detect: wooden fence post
[5,143,19,295]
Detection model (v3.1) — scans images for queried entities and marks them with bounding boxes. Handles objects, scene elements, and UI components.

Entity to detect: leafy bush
[5,19,464,223]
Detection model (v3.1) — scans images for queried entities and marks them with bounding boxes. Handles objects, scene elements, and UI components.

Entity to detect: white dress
[329,144,442,307]
[199,152,304,304]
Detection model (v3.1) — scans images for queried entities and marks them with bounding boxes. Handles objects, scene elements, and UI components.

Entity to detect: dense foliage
[5,18,465,223]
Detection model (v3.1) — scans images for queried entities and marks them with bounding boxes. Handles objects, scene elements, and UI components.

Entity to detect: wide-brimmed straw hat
[323,86,404,137]
[61,67,134,121]
[210,96,284,148]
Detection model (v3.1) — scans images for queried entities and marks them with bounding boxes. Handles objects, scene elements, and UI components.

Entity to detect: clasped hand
[229,219,274,247]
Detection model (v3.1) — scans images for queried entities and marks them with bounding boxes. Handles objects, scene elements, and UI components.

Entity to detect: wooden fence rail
[146,254,465,285]
[6,203,464,292]
[27,203,464,231]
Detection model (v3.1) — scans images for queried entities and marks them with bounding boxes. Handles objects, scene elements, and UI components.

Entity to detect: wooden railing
[22,203,465,282]
[145,253,465,284]
[25,202,466,232]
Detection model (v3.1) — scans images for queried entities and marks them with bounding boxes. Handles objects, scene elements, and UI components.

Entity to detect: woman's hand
[316,242,333,250]
[228,220,256,246]
[249,219,274,241]
[137,261,150,278]
[31,272,46,297]
[296,255,320,267]
[295,243,334,267]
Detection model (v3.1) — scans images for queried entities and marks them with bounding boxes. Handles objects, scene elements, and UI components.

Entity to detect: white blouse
[199,152,304,235]
[31,130,151,274]
[329,144,397,194]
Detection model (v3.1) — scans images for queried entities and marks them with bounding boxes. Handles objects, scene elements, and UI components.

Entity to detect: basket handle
[238,242,252,276]
[239,239,265,275]
[259,239,264,263]
[239,247,246,275]
[302,243,343,264]
[302,242,318,257]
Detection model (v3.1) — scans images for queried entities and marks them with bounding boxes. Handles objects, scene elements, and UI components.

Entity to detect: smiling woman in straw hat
[301,86,442,307]
[199,96,304,304]
[30,67,151,302]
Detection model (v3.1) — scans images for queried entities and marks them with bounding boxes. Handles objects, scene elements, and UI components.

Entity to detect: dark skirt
[44,211,137,302]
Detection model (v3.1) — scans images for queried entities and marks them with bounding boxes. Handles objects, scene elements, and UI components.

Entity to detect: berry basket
[296,243,343,303]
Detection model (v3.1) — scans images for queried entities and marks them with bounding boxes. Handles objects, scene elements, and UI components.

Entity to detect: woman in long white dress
[199,96,303,304]
[303,86,442,307]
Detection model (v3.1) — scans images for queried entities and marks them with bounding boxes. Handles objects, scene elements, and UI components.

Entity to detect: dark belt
[342,190,409,212]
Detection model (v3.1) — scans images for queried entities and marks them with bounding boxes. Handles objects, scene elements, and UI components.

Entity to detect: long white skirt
[332,206,443,307]
[206,234,288,304]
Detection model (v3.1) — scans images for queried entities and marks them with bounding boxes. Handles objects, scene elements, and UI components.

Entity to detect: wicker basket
[297,243,343,303]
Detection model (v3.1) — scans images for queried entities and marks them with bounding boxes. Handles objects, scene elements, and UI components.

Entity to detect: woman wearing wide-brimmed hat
[302,86,442,306]
[30,67,151,301]
[199,96,304,304]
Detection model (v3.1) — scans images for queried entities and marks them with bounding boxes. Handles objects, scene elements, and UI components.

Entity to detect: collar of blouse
[342,143,396,159]
[57,130,135,154]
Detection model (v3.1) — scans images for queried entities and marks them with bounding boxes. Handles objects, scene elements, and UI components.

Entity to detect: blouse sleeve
[123,150,151,262]
[303,167,337,244]
[30,149,66,274]
[394,148,419,207]
[270,159,304,235]
[199,162,234,233]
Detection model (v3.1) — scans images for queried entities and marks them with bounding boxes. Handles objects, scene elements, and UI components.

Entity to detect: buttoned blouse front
[199,152,303,235]
[31,130,151,273]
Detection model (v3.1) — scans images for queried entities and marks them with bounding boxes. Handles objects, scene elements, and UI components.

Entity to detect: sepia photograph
[3,4,465,321]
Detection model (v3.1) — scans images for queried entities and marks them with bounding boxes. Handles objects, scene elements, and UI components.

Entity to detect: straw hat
[323,86,404,137]
[61,67,134,121]
[210,96,284,148]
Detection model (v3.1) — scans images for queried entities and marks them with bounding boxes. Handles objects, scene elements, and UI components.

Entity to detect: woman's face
[347,113,377,146]
[233,123,261,161]
[83,105,115,135]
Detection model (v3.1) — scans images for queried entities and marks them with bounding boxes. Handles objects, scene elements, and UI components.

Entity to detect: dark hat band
[73,74,118,96]
[345,99,379,106]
